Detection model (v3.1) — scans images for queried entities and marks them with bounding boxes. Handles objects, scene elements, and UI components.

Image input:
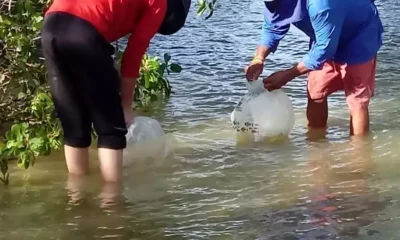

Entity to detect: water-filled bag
[230,79,295,143]
[124,116,172,166]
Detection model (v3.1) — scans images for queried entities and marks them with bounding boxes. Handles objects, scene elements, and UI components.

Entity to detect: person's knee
[97,134,127,150]
[346,94,370,114]
[348,101,370,125]
[347,96,370,135]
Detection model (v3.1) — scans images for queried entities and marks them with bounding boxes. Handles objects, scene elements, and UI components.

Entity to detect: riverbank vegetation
[0,0,216,185]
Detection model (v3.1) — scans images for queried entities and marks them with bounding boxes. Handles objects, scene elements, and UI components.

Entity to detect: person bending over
[41,0,191,182]
[245,0,383,136]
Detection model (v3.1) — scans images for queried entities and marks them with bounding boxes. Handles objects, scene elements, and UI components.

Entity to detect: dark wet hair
[158,0,191,35]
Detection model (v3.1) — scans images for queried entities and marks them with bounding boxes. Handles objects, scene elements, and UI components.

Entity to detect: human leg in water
[306,61,344,140]
[307,96,328,129]
[84,52,127,182]
[41,12,127,181]
[41,13,92,175]
[349,108,370,136]
[64,146,90,174]
[76,26,127,183]
[343,57,377,136]
[306,96,329,141]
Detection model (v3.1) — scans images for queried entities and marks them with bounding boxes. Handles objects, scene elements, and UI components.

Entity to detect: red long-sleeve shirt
[46,0,166,79]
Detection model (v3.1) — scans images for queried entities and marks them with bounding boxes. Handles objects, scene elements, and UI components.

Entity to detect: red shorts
[307,57,377,111]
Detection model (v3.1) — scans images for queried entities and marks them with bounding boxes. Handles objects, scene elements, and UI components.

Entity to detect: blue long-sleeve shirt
[260,0,384,70]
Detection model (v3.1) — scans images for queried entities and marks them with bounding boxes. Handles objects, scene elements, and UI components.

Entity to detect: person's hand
[263,69,295,91]
[123,107,135,126]
[245,57,264,81]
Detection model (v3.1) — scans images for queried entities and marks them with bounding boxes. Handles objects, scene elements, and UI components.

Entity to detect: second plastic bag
[123,116,172,166]
[230,79,295,143]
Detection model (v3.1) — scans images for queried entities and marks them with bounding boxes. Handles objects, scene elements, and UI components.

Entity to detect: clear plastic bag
[230,79,295,143]
[123,116,172,166]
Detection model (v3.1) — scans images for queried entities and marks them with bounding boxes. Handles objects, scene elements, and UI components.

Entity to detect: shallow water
[2,0,400,239]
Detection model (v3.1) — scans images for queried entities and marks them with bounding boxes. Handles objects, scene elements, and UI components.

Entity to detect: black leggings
[41,12,127,149]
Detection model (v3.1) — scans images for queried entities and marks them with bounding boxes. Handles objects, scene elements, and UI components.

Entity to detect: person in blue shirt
[245,0,383,136]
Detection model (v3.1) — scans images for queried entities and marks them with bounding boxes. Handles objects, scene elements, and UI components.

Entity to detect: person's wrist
[286,67,299,79]
[251,56,265,64]
[279,67,299,84]
[286,62,308,79]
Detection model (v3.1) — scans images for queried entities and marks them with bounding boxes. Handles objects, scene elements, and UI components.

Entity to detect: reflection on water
[0,129,400,240]
[2,125,400,239]
[2,0,400,239]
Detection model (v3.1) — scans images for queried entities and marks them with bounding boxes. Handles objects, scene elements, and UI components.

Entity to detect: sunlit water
[1,1,400,239]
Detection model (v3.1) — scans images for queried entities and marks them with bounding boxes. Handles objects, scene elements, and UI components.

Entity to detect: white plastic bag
[230,79,295,143]
[123,116,172,166]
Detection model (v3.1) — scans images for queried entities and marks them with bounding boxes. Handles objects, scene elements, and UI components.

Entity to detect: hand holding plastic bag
[124,116,172,166]
[230,79,295,143]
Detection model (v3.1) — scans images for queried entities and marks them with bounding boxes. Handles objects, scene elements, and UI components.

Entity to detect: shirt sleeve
[120,0,167,78]
[302,3,344,70]
[259,18,290,53]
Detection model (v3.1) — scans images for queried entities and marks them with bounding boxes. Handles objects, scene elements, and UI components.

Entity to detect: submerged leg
[307,97,328,129]
[306,97,329,141]
[98,148,123,182]
[349,108,370,136]
[65,146,90,174]
[344,57,376,136]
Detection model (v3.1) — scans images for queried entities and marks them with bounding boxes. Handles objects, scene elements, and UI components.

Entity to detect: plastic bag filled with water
[230,79,295,144]
[124,116,172,166]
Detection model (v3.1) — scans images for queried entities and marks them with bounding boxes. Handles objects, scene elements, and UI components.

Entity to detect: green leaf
[17,158,23,168]
[28,137,45,152]
[197,0,207,15]
[0,140,5,152]
[7,124,21,140]
[17,92,25,99]
[0,159,8,176]
[24,158,30,169]
[0,16,11,25]
[205,9,214,20]
[149,74,158,83]
[164,53,171,64]
[170,63,183,73]
[24,0,33,13]
[34,16,44,23]
[6,140,22,149]
[159,63,167,75]
[144,71,150,88]
[31,155,36,166]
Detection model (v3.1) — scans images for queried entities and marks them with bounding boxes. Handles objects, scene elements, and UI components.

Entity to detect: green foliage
[0,0,56,185]
[135,53,182,109]
[197,0,216,20]
[0,90,63,185]
[114,49,182,110]
[0,0,49,126]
